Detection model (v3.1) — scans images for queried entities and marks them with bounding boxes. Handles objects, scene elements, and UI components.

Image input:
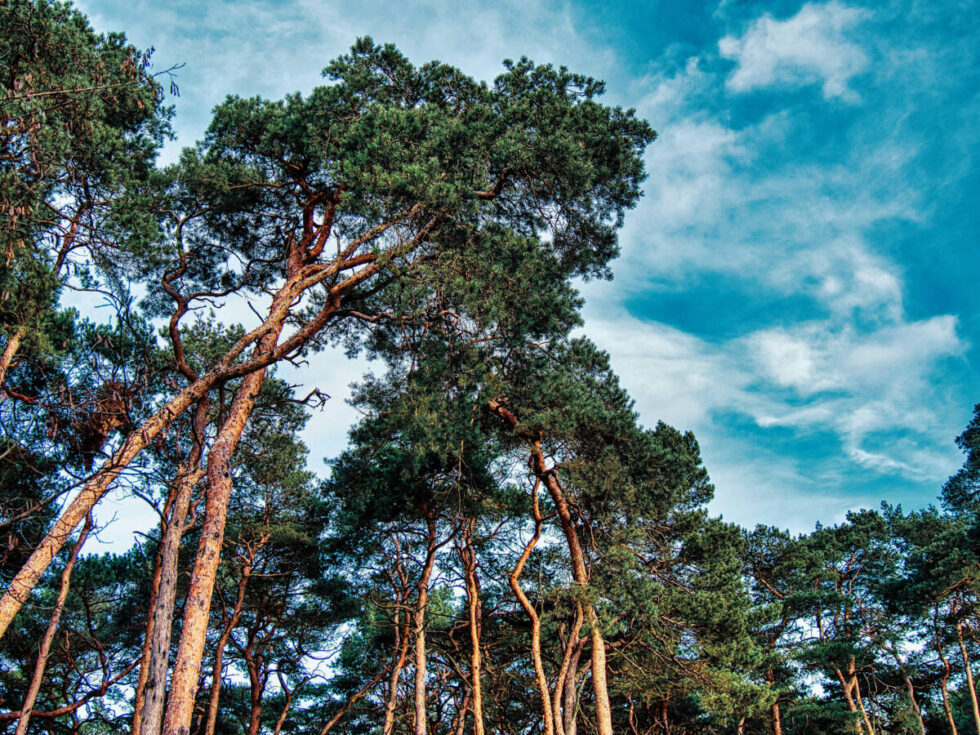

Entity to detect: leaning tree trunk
[0,223,370,639]
[203,556,253,735]
[0,326,25,395]
[162,319,286,735]
[13,517,91,735]
[138,468,205,735]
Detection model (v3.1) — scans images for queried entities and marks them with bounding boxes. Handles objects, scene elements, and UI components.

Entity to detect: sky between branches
[74,0,979,535]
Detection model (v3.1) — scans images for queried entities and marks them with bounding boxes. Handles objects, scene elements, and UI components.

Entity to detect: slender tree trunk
[14,516,90,735]
[163,320,285,735]
[451,692,472,735]
[851,663,874,735]
[553,605,584,735]
[488,403,614,735]
[936,626,959,735]
[737,716,746,735]
[133,508,169,735]
[203,559,252,735]
[413,516,439,735]
[885,646,925,735]
[538,458,612,735]
[509,479,555,735]
[138,464,205,735]
[833,666,865,735]
[318,667,389,735]
[957,620,980,735]
[384,610,411,735]
[246,658,265,735]
[460,522,484,735]
[564,642,585,735]
[271,673,293,735]
[0,326,24,394]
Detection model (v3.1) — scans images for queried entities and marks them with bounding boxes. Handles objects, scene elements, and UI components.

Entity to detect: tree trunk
[246,657,265,735]
[886,646,925,735]
[487,403,613,735]
[957,619,980,735]
[413,516,439,735]
[0,245,354,640]
[833,665,865,735]
[509,479,555,735]
[13,517,90,735]
[770,699,782,735]
[538,458,612,735]
[851,667,874,735]
[162,320,285,735]
[138,462,204,735]
[553,605,584,735]
[203,558,252,735]
[133,507,169,735]
[936,624,959,735]
[563,642,585,735]
[460,522,484,735]
[383,611,411,735]
[318,667,389,735]
[0,326,25,394]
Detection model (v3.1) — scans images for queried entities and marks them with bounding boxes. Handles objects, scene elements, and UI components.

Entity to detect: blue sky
[76,0,979,533]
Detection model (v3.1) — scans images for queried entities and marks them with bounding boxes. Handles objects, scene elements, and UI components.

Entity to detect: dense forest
[1,1,978,733]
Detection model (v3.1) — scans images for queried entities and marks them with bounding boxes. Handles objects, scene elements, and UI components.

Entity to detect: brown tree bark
[957,618,980,735]
[138,472,205,735]
[770,699,783,735]
[509,479,555,735]
[202,550,254,735]
[459,521,485,735]
[936,620,959,735]
[553,605,584,735]
[318,667,390,735]
[133,507,169,735]
[0,207,434,640]
[13,516,91,735]
[0,326,24,395]
[832,664,865,735]
[488,401,613,735]
[384,535,413,735]
[162,317,286,735]
[413,515,439,735]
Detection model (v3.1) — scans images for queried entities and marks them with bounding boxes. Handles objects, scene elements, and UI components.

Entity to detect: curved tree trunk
[509,479,554,735]
[488,401,613,735]
[0,226,372,639]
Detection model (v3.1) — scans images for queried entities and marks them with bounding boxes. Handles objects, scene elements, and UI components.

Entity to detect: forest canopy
[1,2,978,734]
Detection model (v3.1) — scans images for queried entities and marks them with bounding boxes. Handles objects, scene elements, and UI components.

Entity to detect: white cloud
[719,2,870,101]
